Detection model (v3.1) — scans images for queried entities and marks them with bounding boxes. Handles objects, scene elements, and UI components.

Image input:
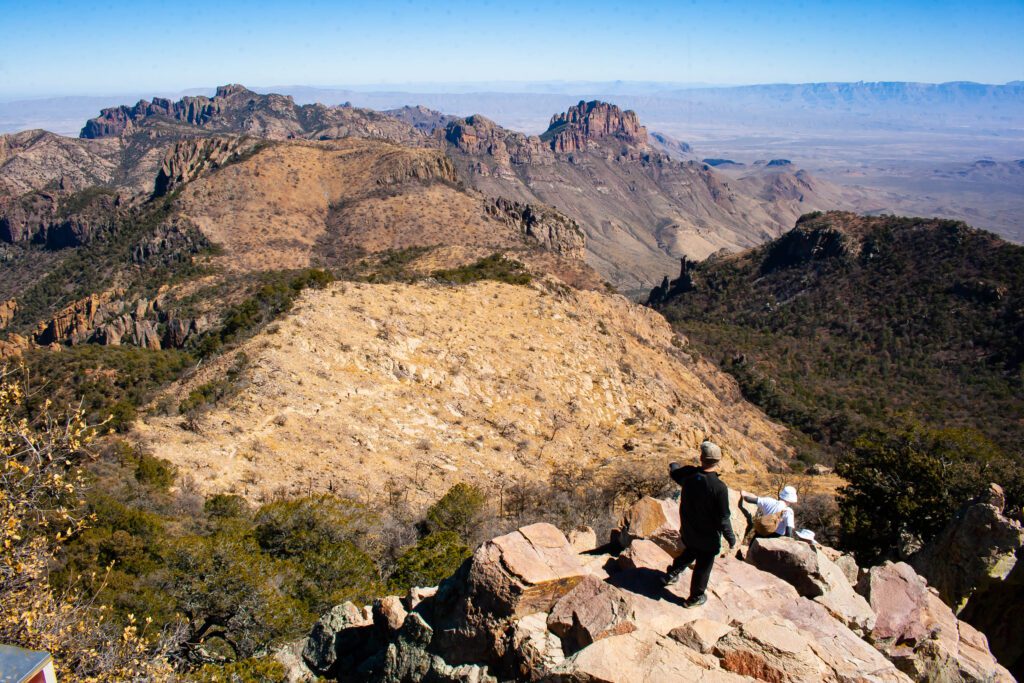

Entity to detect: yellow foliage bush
[0,368,174,681]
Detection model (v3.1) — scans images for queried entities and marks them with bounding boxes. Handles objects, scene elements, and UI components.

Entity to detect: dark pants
[669,547,718,599]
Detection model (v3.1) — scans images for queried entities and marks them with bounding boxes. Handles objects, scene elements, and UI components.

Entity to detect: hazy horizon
[2,0,1022,98]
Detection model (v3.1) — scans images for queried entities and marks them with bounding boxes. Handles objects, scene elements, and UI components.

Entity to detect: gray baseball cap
[700,440,722,463]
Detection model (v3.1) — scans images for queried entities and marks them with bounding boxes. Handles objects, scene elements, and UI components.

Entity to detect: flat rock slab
[669,618,734,654]
[547,628,751,682]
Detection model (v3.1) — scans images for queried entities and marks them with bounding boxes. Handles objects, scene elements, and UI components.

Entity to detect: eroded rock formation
[912,483,1024,677]
[541,101,648,155]
[298,496,1012,682]
[484,198,586,260]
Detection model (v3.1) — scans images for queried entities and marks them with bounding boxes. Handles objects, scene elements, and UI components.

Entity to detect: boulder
[669,618,734,654]
[467,523,586,618]
[714,615,831,682]
[817,546,861,586]
[702,557,908,682]
[405,585,438,611]
[511,612,564,680]
[567,525,597,554]
[615,496,683,556]
[857,562,1013,682]
[379,612,497,683]
[373,595,408,633]
[617,538,673,573]
[912,483,1023,612]
[746,537,875,635]
[302,601,374,677]
[746,537,827,597]
[546,575,636,653]
[910,482,1024,675]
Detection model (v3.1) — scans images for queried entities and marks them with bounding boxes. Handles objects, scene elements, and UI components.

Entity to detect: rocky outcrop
[383,105,458,134]
[300,504,1009,683]
[485,198,586,260]
[911,484,1023,612]
[34,293,108,346]
[80,84,427,146]
[442,115,552,175]
[856,561,1012,682]
[746,537,875,635]
[0,299,17,329]
[646,257,697,306]
[154,136,262,197]
[33,288,203,350]
[81,85,243,138]
[912,484,1024,677]
[0,334,29,359]
[541,101,648,155]
[0,188,119,248]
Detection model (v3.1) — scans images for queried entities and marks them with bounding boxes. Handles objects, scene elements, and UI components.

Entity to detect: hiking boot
[683,594,707,608]
[661,568,683,586]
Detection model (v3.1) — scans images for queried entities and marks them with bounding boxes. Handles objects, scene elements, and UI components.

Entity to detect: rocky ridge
[80,84,428,147]
[296,494,1012,682]
[440,102,860,295]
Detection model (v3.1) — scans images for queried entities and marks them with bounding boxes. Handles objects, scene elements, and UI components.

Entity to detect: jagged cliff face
[0,188,121,247]
[541,100,648,154]
[136,279,789,503]
[441,101,859,296]
[80,84,429,147]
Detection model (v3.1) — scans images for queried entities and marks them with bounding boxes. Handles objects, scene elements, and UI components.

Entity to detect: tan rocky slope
[294,497,1013,682]
[440,102,866,295]
[135,279,788,503]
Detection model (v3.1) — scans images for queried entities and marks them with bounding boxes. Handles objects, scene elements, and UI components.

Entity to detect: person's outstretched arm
[740,489,758,504]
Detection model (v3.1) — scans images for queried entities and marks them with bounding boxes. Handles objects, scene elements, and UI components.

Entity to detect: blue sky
[1,0,1021,96]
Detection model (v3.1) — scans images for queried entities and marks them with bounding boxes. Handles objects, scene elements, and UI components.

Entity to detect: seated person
[740,485,798,538]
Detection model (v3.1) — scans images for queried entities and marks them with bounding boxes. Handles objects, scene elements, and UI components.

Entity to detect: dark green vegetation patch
[649,212,1024,559]
[432,253,532,285]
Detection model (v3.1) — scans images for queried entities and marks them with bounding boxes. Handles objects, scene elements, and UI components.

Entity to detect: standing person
[663,440,737,608]
[741,486,798,538]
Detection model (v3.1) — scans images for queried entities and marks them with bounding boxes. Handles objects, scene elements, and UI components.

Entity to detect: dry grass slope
[135,280,789,504]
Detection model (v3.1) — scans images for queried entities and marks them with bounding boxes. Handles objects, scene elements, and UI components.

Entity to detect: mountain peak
[541,100,647,153]
[214,83,253,98]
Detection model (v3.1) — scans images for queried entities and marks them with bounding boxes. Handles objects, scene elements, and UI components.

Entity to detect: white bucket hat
[779,486,798,503]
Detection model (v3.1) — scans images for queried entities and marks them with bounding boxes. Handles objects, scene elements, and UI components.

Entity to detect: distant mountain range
[4,80,1022,136]
[1,85,870,300]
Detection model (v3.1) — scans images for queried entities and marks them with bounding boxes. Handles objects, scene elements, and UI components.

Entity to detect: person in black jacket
[663,440,737,607]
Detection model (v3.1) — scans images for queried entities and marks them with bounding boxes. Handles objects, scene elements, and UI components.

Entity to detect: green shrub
[389,531,470,590]
[425,483,488,538]
[836,426,1020,564]
[205,494,250,520]
[432,254,531,286]
[134,452,176,491]
[179,353,248,414]
[191,269,335,358]
[23,345,194,429]
[254,496,382,612]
